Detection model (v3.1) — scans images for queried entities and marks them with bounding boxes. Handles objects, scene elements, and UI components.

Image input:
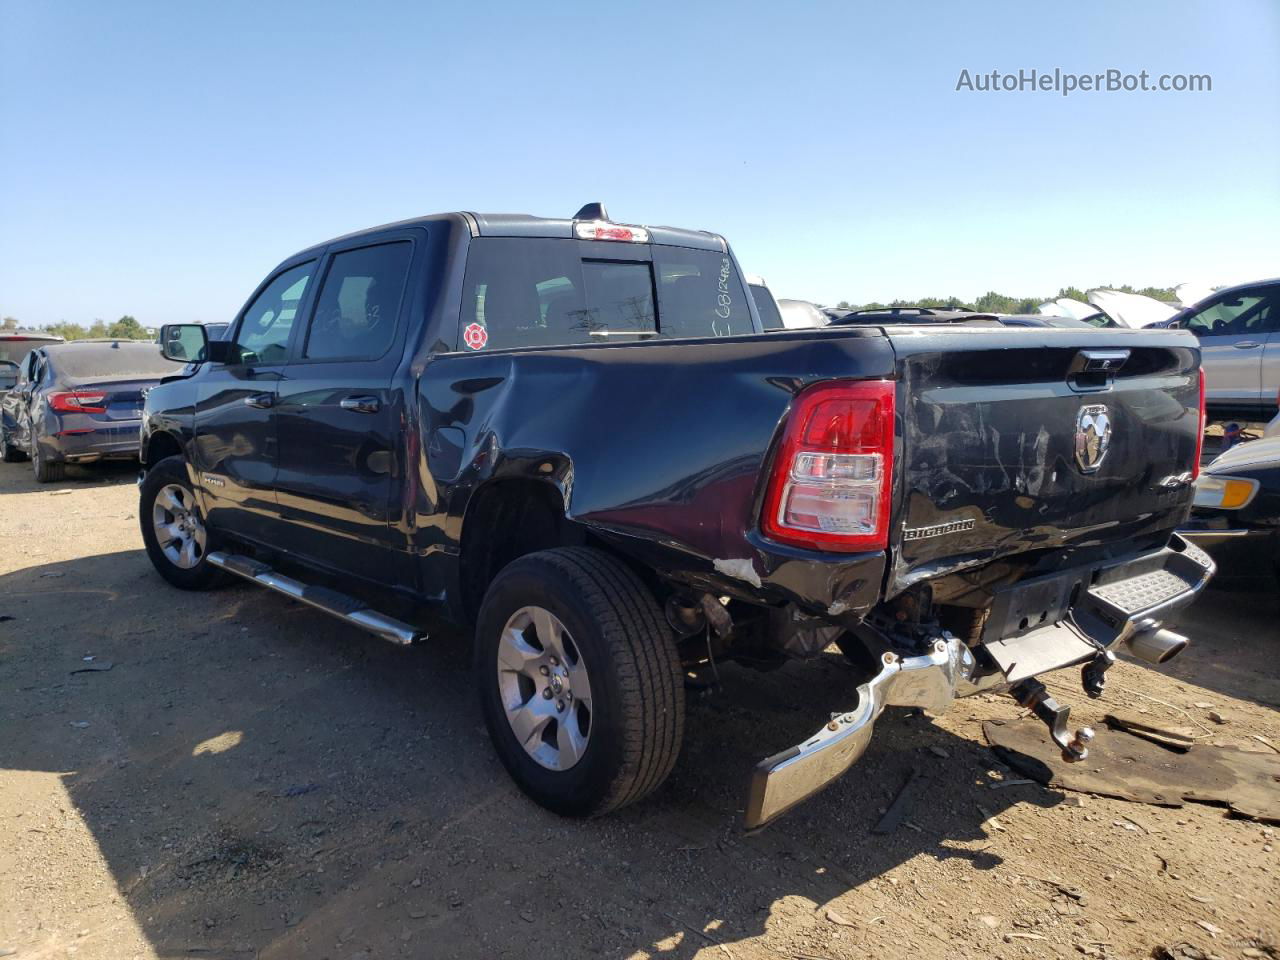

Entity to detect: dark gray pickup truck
[140,205,1212,827]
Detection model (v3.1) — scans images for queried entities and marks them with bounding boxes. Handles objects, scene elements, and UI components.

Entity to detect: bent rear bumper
[745,638,976,829]
[744,534,1215,829]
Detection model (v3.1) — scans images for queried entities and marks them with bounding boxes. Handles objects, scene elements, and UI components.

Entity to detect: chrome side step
[206,551,427,646]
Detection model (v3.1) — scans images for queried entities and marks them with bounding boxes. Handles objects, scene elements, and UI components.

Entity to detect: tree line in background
[3,282,1182,336]
[834,285,1179,313]
[0,315,150,340]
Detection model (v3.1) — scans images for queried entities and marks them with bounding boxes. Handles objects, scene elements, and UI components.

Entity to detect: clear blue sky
[2,0,1277,325]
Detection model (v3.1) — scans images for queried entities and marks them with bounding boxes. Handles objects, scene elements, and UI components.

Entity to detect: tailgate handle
[1067,349,1129,392]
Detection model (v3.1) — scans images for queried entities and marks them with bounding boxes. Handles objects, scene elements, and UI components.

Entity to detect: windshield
[461,238,755,350]
[47,342,182,379]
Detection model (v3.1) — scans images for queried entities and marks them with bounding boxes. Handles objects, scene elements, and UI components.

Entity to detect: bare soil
[1,461,1277,960]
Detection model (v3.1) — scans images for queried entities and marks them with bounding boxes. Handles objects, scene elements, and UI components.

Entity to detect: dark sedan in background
[0,340,182,481]
[1182,436,1280,583]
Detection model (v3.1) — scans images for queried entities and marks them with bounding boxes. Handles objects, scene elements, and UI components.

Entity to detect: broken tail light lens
[761,380,895,552]
[1192,369,1205,481]
[49,391,108,414]
[573,220,650,243]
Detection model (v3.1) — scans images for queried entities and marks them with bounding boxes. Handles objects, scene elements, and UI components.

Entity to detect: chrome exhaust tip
[1126,626,1189,664]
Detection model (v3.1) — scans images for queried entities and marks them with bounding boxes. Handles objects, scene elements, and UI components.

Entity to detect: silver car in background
[1170,278,1280,423]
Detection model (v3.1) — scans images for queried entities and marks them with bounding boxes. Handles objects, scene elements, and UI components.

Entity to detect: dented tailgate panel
[883,327,1201,597]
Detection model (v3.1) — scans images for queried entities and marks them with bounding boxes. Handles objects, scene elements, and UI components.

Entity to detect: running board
[206,551,426,646]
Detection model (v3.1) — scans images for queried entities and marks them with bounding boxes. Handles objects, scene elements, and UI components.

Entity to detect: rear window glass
[461,238,753,350]
[749,284,784,331]
[0,339,57,366]
[47,343,181,379]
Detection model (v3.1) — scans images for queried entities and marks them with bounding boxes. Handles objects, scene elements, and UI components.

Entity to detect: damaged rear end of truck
[740,324,1211,826]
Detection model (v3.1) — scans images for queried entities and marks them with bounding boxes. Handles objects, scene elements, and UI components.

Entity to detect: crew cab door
[272,235,418,586]
[192,259,316,541]
[1182,288,1278,417]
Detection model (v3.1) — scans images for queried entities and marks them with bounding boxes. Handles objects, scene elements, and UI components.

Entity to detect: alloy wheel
[496,605,593,771]
[152,483,207,569]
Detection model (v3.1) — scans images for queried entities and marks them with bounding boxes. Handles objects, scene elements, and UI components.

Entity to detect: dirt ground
[1,461,1277,960]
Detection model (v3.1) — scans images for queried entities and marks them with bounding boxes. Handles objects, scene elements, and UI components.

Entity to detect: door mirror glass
[160,323,210,363]
[0,360,17,390]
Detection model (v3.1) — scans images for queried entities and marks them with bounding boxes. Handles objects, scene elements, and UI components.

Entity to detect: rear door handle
[1233,341,1261,349]
[243,393,274,409]
[339,396,381,414]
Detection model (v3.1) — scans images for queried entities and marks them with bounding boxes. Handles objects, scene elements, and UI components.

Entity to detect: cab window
[303,242,412,361]
[231,262,314,364]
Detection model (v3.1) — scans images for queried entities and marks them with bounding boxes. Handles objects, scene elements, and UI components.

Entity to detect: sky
[1,0,1278,326]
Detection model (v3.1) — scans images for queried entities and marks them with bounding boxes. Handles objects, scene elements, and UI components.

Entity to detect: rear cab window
[749,284,785,331]
[460,238,754,351]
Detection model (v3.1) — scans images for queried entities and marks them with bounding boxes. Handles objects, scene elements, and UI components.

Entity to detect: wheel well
[145,431,183,469]
[459,479,582,623]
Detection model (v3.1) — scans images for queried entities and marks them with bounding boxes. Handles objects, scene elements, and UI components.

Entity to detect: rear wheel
[139,455,229,590]
[31,442,65,483]
[476,547,685,818]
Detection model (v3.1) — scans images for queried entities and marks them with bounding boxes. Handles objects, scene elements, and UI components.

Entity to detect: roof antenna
[573,202,608,221]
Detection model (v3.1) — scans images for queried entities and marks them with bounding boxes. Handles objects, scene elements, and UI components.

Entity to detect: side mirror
[160,323,213,363]
[0,360,18,391]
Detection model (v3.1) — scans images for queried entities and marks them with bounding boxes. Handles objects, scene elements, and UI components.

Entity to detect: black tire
[0,423,25,463]
[139,455,230,590]
[476,546,685,818]
[31,441,65,482]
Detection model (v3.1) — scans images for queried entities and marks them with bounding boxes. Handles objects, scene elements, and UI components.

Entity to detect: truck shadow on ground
[2,550,1078,959]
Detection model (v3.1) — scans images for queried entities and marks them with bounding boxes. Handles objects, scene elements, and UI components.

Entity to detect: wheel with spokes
[476,547,684,817]
[139,455,229,590]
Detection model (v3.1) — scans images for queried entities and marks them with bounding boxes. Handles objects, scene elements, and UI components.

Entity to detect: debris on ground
[871,767,921,835]
[70,660,114,674]
[1103,711,1194,751]
[824,907,856,927]
[984,719,1280,822]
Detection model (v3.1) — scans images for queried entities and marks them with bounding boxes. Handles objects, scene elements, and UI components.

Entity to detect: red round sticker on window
[463,323,488,350]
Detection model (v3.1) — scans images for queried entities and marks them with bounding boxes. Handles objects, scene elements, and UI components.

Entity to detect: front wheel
[476,547,685,818]
[139,455,229,590]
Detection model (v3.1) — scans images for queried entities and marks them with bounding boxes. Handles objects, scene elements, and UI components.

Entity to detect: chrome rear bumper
[745,638,974,829]
[744,534,1215,830]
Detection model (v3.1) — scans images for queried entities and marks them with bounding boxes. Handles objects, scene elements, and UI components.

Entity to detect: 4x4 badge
[1075,404,1111,473]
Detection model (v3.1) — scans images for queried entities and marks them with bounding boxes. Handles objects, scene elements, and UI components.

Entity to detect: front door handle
[243,393,274,409]
[339,396,381,414]
[1233,341,1261,349]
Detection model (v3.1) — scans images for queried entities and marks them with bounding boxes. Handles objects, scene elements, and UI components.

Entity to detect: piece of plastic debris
[70,661,113,674]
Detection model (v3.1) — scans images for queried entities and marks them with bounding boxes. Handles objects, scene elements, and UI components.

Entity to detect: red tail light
[761,379,895,552]
[1191,369,1206,480]
[49,391,107,414]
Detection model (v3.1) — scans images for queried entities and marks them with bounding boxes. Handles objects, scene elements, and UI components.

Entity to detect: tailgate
[884,327,1202,596]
